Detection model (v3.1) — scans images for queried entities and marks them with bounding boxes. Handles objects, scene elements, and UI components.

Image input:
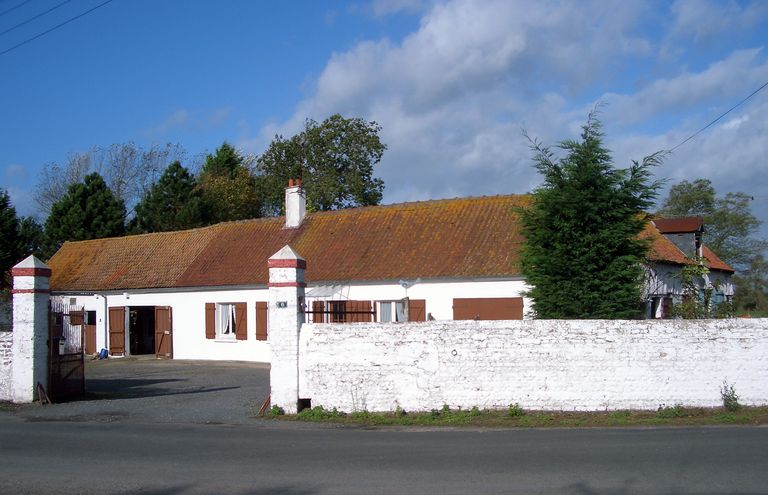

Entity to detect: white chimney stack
[285,178,306,228]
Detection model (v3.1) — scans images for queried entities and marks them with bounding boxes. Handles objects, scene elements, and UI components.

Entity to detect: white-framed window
[216,303,238,339]
[379,300,406,322]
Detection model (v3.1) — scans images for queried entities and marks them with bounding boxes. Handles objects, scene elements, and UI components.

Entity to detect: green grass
[270,405,768,428]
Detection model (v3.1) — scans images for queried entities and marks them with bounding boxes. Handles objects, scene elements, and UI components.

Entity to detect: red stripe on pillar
[11,288,51,294]
[11,267,52,277]
[267,259,307,269]
[267,282,307,288]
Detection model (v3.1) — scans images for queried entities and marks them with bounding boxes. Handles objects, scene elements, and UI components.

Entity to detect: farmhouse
[45,182,733,361]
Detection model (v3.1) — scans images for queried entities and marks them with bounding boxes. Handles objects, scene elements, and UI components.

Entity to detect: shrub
[656,403,685,418]
[720,380,741,412]
[508,403,524,417]
[297,405,344,421]
[268,405,285,416]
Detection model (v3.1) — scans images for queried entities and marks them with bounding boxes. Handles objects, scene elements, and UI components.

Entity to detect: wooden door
[154,306,173,359]
[108,307,126,356]
[84,324,97,355]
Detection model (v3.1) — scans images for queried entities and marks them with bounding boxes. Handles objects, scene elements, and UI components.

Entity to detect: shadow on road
[85,377,241,400]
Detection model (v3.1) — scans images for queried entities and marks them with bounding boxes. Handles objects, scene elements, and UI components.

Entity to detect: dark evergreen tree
[199,143,261,223]
[44,173,126,255]
[17,216,45,259]
[256,114,386,214]
[201,142,243,178]
[520,113,662,319]
[0,189,21,292]
[131,161,208,233]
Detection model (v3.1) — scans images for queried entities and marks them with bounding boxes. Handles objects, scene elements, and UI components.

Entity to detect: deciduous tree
[519,113,662,319]
[256,114,386,214]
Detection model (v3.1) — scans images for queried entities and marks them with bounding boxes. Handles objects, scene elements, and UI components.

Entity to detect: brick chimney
[285,179,306,228]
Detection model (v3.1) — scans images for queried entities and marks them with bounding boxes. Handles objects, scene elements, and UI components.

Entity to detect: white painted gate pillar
[268,245,306,414]
[11,255,51,403]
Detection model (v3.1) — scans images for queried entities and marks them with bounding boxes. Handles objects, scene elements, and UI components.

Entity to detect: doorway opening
[129,306,155,355]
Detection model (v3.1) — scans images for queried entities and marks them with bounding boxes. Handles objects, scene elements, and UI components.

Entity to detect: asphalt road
[2,359,767,494]
[1,418,767,495]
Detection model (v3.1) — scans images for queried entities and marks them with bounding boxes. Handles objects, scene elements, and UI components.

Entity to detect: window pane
[395,301,405,322]
[380,302,391,322]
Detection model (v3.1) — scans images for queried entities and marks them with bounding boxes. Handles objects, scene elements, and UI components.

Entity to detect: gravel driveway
[3,357,270,425]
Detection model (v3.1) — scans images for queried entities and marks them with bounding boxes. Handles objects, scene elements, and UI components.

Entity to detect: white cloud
[4,163,26,181]
[602,49,768,127]
[669,0,768,43]
[142,107,232,138]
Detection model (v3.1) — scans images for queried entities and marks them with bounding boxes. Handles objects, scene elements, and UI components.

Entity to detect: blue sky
[1,0,767,238]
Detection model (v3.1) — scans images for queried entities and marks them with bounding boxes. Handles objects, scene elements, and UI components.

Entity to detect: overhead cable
[668,80,768,152]
[0,0,114,57]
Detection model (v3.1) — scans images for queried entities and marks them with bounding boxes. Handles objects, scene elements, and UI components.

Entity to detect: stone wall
[298,319,768,412]
[0,332,12,401]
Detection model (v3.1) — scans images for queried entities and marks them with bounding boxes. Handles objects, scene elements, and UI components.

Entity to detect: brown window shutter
[255,302,268,341]
[234,303,247,340]
[408,299,426,321]
[205,303,215,339]
[312,301,325,323]
[69,310,84,326]
[345,301,356,323]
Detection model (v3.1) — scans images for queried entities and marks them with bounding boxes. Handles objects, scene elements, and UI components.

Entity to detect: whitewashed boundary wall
[0,332,12,401]
[297,319,768,412]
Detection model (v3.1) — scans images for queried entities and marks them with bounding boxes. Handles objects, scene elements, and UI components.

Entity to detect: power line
[0,0,72,38]
[668,79,768,153]
[0,0,113,57]
[0,0,33,18]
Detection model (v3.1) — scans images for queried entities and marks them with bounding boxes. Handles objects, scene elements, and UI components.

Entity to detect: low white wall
[62,289,272,362]
[299,319,768,412]
[0,332,12,401]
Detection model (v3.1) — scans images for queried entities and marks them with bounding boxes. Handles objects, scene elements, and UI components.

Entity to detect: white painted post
[11,255,51,403]
[268,245,306,414]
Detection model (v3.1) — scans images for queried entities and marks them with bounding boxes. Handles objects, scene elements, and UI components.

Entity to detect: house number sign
[276,301,288,308]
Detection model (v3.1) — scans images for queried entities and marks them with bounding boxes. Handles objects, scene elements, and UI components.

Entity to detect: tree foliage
[520,114,662,319]
[44,173,126,256]
[0,189,21,293]
[131,161,208,233]
[199,143,261,223]
[256,114,386,214]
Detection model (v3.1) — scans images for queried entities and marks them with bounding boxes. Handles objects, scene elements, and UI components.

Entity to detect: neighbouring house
[44,181,733,361]
[644,216,734,318]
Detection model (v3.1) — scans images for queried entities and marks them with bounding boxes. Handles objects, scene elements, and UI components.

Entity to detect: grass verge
[268,404,768,428]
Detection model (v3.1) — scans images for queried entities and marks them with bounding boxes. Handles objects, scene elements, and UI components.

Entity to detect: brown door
[453,297,524,320]
[155,306,173,359]
[108,307,126,356]
[84,324,97,355]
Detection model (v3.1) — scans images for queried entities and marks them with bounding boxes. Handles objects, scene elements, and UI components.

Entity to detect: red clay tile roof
[701,246,734,273]
[643,222,734,273]
[47,195,733,291]
[49,195,530,291]
[653,217,704,233]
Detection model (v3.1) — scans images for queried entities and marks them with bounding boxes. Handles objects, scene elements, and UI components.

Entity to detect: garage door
[452,297,523,320]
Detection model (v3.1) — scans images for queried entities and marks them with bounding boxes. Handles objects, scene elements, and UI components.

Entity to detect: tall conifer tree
[520,113,662,318]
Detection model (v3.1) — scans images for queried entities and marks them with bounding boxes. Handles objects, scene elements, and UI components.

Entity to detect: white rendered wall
[307,278,532,320]
[53,277,530,362]
[299,319,768,412]
[0,332,11,401]
[58,289,272,362]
